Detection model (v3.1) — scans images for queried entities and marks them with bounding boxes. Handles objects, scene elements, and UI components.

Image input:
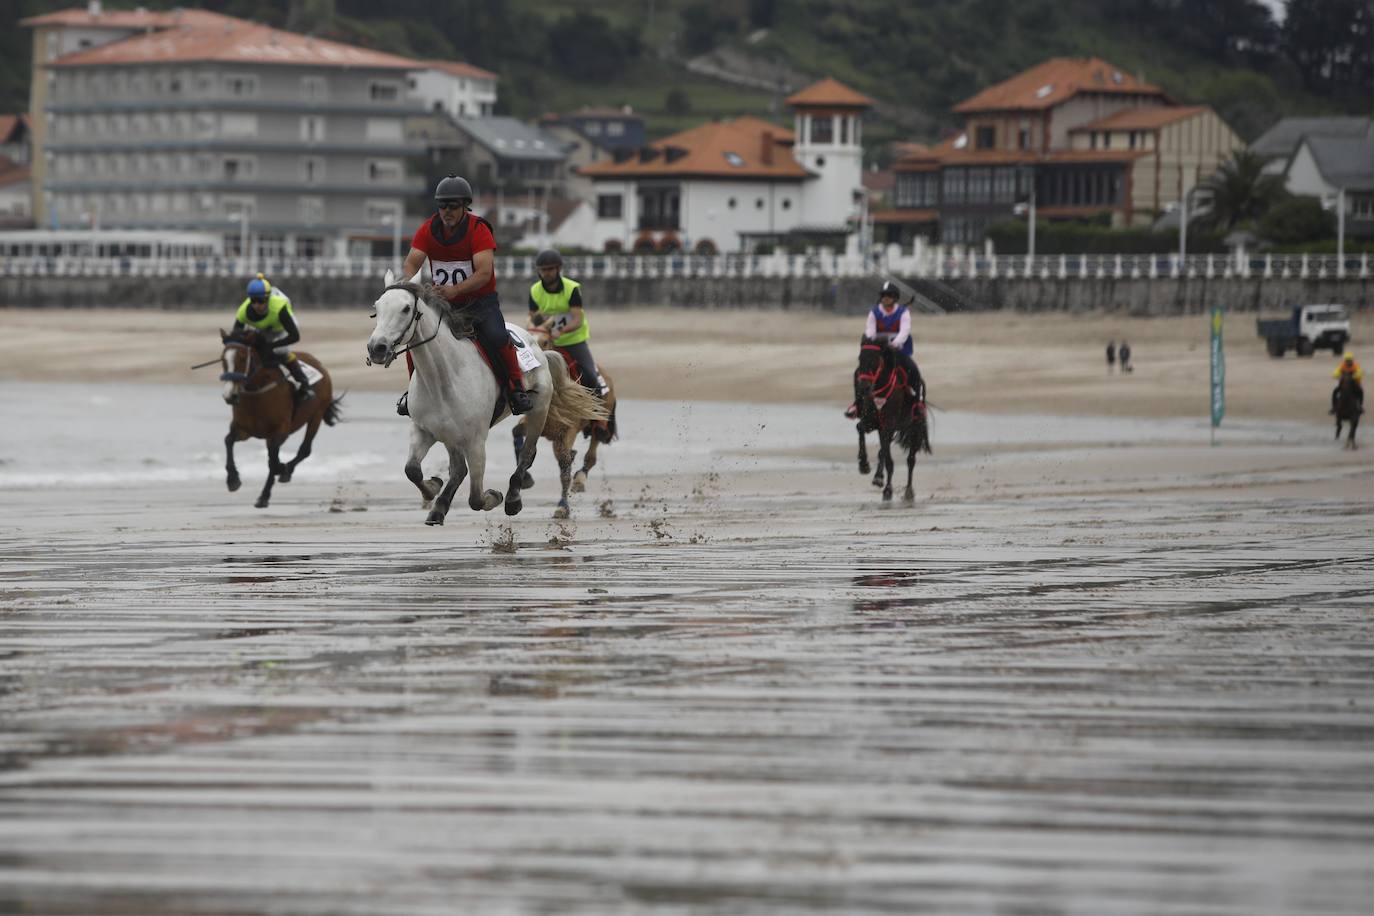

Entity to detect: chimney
[88,0,102,16]
[761,130,774,166]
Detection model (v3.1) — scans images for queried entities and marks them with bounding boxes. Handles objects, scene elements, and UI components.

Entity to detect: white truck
[1256,304,1351,357]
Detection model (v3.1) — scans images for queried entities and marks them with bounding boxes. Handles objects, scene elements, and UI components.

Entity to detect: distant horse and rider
[1332,351,1363,450]
[366,266,606,526]
[512,248,619,519]
[215,275,342,508]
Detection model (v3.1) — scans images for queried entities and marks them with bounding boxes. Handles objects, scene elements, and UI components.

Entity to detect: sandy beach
[1,305,1372,914]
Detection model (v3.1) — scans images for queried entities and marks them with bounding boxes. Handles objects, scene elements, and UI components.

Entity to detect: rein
[221,341,281,396]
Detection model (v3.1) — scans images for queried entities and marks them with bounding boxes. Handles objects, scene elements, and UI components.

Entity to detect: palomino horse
[366,267,607,526]
[1334,375,1362,450]
[219,328,342,508]
[513,334,619,518]
[854,336,931,503]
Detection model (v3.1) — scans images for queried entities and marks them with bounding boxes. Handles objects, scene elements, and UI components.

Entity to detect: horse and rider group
[212,174,1363,517]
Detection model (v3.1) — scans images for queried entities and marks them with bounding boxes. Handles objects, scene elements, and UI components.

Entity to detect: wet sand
[2,307,1373,914]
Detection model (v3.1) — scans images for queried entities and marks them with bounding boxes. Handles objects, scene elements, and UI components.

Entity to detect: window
[299,196,325,224]
[222,195,256,218]
[365,200,402,223]
[976,126,995,149]
[781,198,792,210]
[967,167,991,202]
[584,121,602,136]
[367,160,402,182]
[301,76,327,101]
[223,156,255,181]
[300,115,326,143]
[755,198,765,209]
[728,197,737,209]
[220,113,257,138]
[607,121,625,137]
[224,74,257,97]
[815,156,826,168]
[300,156,325,183]
[296,236,326,258]
[597,194,623,219]
[993,168,1016,203]
[1128,131,1138,149]
[1089,131,1098,150]
[942,168,967,204]
[723,152,746,168]
[366,118,402,141]
[840,117,849,145]
[1018,127,1030,150]
[1353,196,1374,220]
[369,81,400,101]
[810,115,833,144]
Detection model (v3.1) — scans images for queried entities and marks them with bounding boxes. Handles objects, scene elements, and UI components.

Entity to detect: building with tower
[579,77,873,253]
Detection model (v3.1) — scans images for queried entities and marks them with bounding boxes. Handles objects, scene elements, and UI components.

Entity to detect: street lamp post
[228,210,249,263]
[1015,167,1036,270]
[1337,187,1346,278]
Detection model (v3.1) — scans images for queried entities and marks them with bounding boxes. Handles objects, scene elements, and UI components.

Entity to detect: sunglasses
[437,201,464,211]
[250,296,268,304]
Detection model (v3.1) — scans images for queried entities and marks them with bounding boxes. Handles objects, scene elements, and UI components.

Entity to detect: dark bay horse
[1334,374,1361,450]
[220,328,342,508]
[513,337,619,518]
[854,337,931,503]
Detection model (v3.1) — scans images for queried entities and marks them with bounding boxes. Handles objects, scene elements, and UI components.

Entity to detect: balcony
[637,216,680,231]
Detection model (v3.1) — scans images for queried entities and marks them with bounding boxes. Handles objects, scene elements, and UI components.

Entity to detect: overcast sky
[1259,0,1286,23]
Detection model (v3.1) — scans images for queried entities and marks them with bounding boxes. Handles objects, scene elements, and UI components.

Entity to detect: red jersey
[410,213,498,302]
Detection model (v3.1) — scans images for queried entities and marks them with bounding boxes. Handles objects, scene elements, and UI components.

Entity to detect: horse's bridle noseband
[368,283,441,368]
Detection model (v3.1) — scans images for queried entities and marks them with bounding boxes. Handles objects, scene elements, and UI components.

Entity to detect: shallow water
[1,383,1372,914]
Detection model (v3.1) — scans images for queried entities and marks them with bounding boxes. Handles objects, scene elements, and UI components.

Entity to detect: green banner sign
[1210,306,1225,429]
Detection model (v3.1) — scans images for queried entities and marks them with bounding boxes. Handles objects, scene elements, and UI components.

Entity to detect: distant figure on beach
[1106,341,1116,373]
[1119,341,1133,373]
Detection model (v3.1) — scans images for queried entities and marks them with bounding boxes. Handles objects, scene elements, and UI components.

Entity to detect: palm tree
[1200,149,1287,231]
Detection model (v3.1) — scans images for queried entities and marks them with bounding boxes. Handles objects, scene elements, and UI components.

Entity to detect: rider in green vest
[527,248,606,396]
[232,273,314,402]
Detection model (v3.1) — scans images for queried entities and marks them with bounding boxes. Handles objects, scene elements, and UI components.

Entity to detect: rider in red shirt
[396,175,532,416]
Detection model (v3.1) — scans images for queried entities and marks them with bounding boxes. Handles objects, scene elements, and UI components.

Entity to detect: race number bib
[429,259,472,287]
[506,323,543,372]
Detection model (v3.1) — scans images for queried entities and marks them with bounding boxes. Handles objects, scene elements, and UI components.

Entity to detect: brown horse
[854,337,931,503]
[219,328,342,508]
[1334,374,1362,450]
[513,339,619,518]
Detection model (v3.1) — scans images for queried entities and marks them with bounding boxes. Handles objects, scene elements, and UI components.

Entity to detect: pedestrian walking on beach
[1119,341,1133,373]
[1106,341,1116,373]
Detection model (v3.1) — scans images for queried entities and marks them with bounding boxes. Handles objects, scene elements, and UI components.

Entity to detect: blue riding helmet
[246,275,272,300]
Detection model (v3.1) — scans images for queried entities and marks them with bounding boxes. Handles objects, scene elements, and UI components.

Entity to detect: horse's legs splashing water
[427,445,470,526]
[405,426,444,509]
[857,423,871,476]
[511,424,535,489]
[277,415,322,484]
[878,430,895,502]
[462,435,503,514]
[224,427,245,492]
[903,442,916,502]
[255,439,282,508]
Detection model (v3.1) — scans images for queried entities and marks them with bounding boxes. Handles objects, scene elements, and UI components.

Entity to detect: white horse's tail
[545,351,610,431]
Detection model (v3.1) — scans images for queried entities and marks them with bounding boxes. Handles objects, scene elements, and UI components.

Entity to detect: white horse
[366,266,607,525]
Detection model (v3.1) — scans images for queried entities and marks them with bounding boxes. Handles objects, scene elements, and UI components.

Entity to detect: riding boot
[497,342,532,415]
[286,358,315,401]
[1330,389,1338,415]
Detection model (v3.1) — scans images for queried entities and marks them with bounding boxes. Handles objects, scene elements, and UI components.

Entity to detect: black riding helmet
[535,248,563,268]
[434,175,473,205]
[879,281,900,300]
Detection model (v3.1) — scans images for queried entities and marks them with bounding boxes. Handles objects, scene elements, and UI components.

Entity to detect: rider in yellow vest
[527,248,606,396]
[1330,351,1364,414]
[232,274,314,402]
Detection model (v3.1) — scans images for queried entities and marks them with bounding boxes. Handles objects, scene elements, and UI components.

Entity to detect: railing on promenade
[1,250,1370,281]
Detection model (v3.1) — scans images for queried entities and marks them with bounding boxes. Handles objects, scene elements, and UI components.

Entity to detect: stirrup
[396,391,409,417]
[508,388,533,415]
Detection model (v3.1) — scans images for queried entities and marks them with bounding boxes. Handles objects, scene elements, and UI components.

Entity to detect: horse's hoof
[227,477,241,492]
[520,472,534,489]
[858,463,871,475]
[871,477,884,488]
[504,497,523,516]
[425,512,444,526]
[553,504,570,520]
[882,491,893,503]
[278,470,293,484]
[254,498,269,509]
[571,473,586,493]
[482,490,503,511]
[903,491,915,503]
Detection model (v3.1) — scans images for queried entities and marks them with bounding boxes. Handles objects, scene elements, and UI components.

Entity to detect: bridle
[367,283,441,368]
[219,339,279,396]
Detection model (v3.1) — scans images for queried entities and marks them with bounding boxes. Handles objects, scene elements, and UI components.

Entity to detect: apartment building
[23,5,428,257]
[890,58,1244,245]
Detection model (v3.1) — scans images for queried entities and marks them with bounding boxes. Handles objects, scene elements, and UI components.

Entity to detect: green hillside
[4,0,1371,162]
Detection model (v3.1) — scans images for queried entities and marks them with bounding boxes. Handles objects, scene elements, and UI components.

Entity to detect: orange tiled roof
[580,116,808,180]
[47,9,422,70]
[425,59,498,82]
[953,58,1166,113]
[871,208,938,224]
[1072,105,1208,131]
[786,77,874,109]
[19,7,182,28]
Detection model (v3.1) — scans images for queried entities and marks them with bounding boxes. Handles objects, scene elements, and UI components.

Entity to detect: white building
[1284,126,1374,239]
[580,78,873,253]
[0,159,32,227]
[409,59,498,120]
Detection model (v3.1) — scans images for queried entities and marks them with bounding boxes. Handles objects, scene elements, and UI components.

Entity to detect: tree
[1283,0,1374,99]
[1258,195,1336,245]
[664,88,692,116]
[681,1,738,56]
[548,13,642,81]
[1200,150,1286,230]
